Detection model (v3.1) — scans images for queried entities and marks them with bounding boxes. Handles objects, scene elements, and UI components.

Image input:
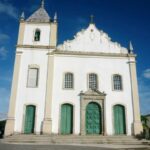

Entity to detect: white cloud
[0,33,10,42]
[0,1,18,19]
[143,69,150,79]
[0,46,8,60]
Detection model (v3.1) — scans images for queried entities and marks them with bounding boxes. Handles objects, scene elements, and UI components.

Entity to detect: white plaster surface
[14,48,48,133]
[23,24,51,46]
[13,22,134,135]
[57,24,128,54]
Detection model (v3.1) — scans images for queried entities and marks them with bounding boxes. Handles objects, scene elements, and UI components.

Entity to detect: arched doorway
[113,105,126,134]
[24,105,36,134]
[86,102,101,134]
[60,104,73,134]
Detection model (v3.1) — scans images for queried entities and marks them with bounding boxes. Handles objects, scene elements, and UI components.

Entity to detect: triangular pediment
[57,24,128,54]
[80,89,106,97]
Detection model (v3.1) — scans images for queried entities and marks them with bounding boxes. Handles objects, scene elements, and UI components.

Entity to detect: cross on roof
[90,15,94,24]
[41,0,44,8]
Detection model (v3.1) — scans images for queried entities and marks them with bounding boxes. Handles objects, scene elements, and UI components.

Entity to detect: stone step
[5,135,136,139]
[3,135,147,145]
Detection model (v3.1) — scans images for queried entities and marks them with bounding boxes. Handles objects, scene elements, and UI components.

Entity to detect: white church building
[5,0,143,136]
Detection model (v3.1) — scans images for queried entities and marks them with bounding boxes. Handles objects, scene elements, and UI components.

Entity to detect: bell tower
[4,0,58,136]
[17,0,58,49]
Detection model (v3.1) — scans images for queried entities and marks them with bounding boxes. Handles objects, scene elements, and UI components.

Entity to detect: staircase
[2,135,149,145]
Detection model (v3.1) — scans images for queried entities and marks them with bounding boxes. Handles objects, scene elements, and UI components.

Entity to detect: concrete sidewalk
[68,143,150,149]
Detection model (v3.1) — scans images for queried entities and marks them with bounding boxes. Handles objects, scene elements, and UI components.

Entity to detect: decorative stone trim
[80,89,106,135]
[42,55,54,134]
[4,53,22,136]
[17,21,25,45]
[16,45,56,49]
[48,50,136,58]
[128,60,143,135]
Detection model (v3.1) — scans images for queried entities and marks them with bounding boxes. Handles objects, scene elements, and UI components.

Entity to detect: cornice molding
[16,51,23,54]
[16,46,136,58]
[48,50,136,58]
[16,45,56,49]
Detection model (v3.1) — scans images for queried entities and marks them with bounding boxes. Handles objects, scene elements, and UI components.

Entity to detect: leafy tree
[0,120,6,138]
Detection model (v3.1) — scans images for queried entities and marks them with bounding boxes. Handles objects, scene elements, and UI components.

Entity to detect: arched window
[34,29,41,41]
[88,73,98,90]
[113,74,122,90]
[64,73,74,89]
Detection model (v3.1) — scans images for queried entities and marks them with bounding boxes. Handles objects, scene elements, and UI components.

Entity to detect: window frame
[112,74,123,91]
[27,65,40,88]
[63,72,74,90]
[88,73,98,90]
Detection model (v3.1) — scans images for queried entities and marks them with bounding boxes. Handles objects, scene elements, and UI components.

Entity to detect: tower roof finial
[41,0,44,8]
[129,41,134,54]
[20,11,25,21]
[90,15,94,24]
[54,12,57,23]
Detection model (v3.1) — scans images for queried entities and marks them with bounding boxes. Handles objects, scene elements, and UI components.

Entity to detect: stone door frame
[80,90,106,135]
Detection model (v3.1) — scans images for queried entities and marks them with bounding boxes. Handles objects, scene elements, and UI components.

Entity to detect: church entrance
[24,105,36,134]
[86,102,101,134]
[60,104,73,134]
[113,105,126,135]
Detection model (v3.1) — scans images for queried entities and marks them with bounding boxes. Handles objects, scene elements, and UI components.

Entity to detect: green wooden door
[114,105,126,134]
[61,104,73,134]
[86,102,101,134]
[24,105,35,134]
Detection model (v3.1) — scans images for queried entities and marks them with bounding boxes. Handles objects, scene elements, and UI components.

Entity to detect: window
[88,73,98,90]
[27,68,39,87]
[113,75,122,91]
[64,73,74,89]
[34,29,41,41]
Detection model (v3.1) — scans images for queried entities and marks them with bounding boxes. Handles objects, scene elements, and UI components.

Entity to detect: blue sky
[0,0,150,118]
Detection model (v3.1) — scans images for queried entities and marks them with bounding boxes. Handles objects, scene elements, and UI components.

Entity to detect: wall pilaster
[17,21,25,45]
[50,22,57,47]
[4,52,22,136]
[129,58,143,135]
[42,54,54,134]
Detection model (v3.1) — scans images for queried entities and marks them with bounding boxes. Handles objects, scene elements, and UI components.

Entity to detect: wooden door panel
[24,105,35,134]
[114,105,126,135]
[61,104,73,134]
[86,103,101,134]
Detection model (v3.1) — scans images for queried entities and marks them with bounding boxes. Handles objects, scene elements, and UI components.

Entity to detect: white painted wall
[14,48,48,134]
[13,21,134,135]
[23,24,51,46]
[51,55,134,135]
[14,50,134,135]
[57,24,128,54]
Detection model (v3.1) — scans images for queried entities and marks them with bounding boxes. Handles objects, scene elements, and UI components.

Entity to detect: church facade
[5,1,143,136]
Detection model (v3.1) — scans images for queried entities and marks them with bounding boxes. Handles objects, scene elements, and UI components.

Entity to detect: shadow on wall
[0,120,6,139]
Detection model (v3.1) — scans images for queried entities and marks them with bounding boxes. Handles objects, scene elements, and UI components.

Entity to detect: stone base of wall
[4,118,15,136]
[42,118,52,134]
[133,121,143,135]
